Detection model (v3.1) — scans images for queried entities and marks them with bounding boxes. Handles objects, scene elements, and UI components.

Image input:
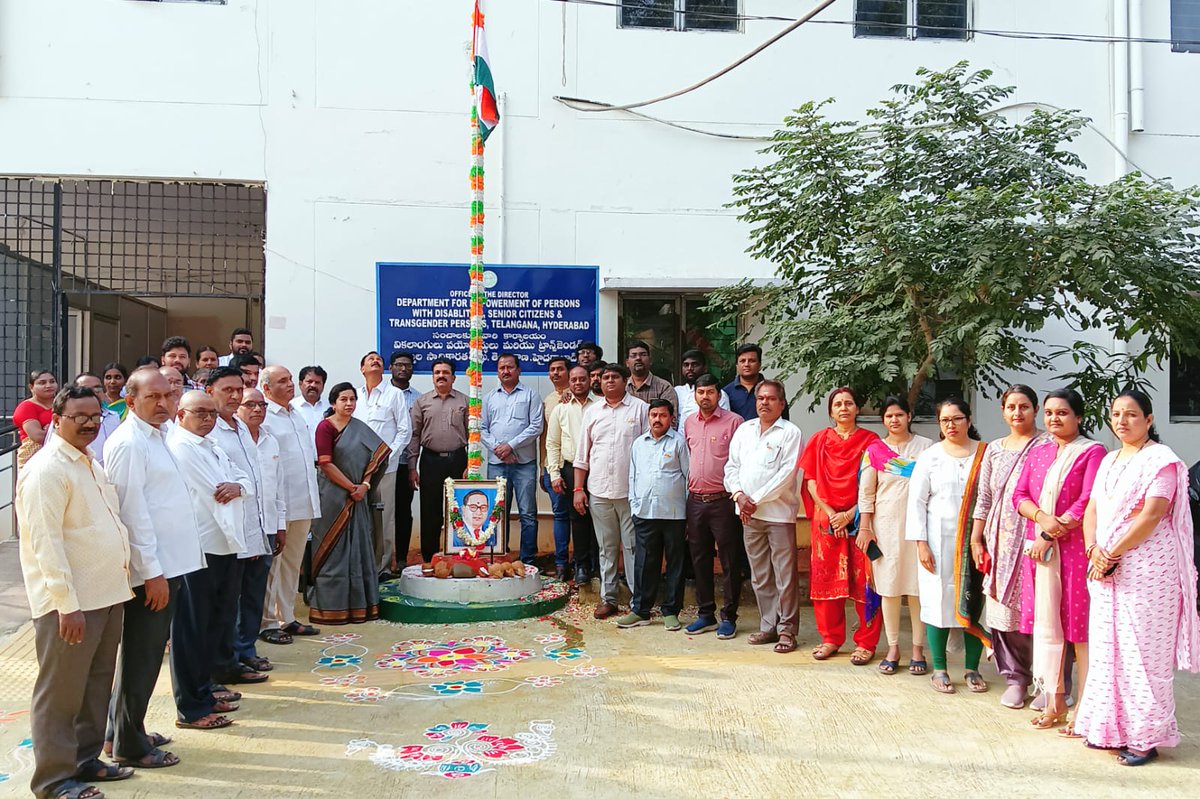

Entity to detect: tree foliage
[707,63,1200,422]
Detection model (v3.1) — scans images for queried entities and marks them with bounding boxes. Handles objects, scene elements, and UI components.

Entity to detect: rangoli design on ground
[374,636,534,676]
[347,719,556,780]
[0,710,33,785]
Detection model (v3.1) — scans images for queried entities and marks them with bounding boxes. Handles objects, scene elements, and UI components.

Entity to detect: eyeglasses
[465,502,489,512]
[240,401,269,409]
[61,413,103,425]
[182,409,218,420]
[938,415,968,426]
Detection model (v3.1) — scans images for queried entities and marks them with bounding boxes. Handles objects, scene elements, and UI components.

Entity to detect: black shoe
[573,566,589,584]
[555,565,570,582]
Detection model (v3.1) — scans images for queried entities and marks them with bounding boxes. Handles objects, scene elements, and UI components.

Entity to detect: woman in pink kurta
[1012,389,1105,730]
[1073,390,1200,766]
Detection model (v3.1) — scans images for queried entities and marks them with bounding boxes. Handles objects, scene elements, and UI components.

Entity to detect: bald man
[259,367,322,641]
[103,369,203,767]
[167,390,253,730]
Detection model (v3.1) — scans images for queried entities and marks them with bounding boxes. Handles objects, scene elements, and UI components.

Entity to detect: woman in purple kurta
[1013,389,1105,731]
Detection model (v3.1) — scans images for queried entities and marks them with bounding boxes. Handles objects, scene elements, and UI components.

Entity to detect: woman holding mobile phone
[1013,389,1105,732]
[1072,390,1200,767]
[799,387,880,665]
[857,396,932,676]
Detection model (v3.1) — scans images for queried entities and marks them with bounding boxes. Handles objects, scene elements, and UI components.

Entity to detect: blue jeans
[540,469,571,567]
[488,460,539,563]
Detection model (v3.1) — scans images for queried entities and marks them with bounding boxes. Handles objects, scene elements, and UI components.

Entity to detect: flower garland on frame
[445,478,506,553]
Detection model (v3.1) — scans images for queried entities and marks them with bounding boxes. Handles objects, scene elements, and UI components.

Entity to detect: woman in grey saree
[309,383,391,625]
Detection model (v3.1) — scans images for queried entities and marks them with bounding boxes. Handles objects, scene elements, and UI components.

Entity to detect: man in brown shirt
[406,357,469,561]
[625,340,676,422]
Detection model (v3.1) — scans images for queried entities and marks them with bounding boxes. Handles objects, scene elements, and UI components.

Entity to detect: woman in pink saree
[1073,390,1200,766]
[1012,389,1105,730]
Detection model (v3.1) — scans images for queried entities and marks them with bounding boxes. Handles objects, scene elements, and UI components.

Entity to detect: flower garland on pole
[466,0,498,481]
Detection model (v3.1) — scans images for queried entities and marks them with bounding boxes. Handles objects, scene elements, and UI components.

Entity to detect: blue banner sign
[377,262,599,374]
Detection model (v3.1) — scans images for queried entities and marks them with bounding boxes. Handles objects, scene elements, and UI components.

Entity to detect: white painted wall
[2,0,1199,456]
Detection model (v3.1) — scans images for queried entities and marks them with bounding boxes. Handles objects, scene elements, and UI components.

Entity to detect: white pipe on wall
[495,92,508,264]
[1113,0,1131,178]
[1130,0,1145,132]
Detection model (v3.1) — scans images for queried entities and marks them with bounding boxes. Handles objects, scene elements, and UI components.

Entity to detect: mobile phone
[866,540,884,561]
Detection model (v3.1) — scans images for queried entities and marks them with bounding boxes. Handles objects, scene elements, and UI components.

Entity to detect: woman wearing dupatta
[969,385,1050,709]
[905,398,990,695]
[1073,390,1200,767]
[309,382,391,625]
[799,388,880,665]
[857,395,932,675]
[1013,389,1105,731]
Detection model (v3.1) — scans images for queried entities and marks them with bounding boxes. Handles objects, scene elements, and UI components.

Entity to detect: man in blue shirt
[616,398,690,631]
[481,353,544,564]
[724,343,790,421]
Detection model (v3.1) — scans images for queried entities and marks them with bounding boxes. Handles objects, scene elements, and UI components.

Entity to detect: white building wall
[2,0,1198,456]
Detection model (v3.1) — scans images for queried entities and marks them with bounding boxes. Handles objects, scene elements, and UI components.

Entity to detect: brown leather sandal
[850,647,875,666]
[748,631,779,645]
[811,643,840,660]
[773,634,797,654]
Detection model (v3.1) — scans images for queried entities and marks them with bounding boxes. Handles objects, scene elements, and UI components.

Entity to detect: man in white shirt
[103,368,204,768]
[674,349,731,424]
[290,365,330,434]
[574,364,649,619]
[207,372,274,681]
[545,365,597,584]
[353,351,411,577]
[261,366,323,641]
[724,379,803,654]
[167,388,255,730]
[18,386,134,798]
[228,387,286,672]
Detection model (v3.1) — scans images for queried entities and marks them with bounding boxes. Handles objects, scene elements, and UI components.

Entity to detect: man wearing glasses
[460,490,492,543]
[17,386,135,798]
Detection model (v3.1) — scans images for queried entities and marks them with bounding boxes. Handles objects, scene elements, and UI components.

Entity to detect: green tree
[707,63,1200,422]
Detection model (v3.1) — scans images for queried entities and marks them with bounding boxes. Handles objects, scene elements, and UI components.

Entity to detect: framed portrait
[443,478,508,556]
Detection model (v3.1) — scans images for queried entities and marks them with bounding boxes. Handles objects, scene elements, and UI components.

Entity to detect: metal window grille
[0,178,265,417]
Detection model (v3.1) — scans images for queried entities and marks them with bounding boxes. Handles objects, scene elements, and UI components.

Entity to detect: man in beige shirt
[539,355,571,580]
[546,365,597,584]
[17,386,135,798]
[405,357,469,561]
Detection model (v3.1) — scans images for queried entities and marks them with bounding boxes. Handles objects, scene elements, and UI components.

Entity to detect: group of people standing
[793,384,1200,771]
[10,326,1200,799]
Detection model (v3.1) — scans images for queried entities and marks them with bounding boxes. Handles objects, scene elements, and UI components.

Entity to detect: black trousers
[395,463,415,567]
[110,577,180,760]
[170,554,243,722]
[560,461,595,571]
[686,495,746,622]
[418,448,467,561]
[632,516,687,618]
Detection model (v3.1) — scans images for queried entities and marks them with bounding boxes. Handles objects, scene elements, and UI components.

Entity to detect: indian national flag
[472,0,500,143]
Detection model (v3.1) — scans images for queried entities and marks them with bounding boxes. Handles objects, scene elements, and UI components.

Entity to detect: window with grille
[620,0,741,33]
[855,0,970,40]
[1172,0,1200,53]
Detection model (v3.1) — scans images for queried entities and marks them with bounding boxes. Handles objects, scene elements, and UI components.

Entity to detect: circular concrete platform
[397,564,541,603]
[378,575,571,624]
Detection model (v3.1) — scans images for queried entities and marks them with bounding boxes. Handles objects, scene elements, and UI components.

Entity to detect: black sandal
[76,758,134,782]
[281,621,321,636]
[115,747,180,769]
[259,628,293,645]
[241,655,272,672]
[908,659,929,676]
[52,782,104,799]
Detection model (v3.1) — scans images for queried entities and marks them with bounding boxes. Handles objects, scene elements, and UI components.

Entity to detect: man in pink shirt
[683,374,747,639]
[574,364,649,619]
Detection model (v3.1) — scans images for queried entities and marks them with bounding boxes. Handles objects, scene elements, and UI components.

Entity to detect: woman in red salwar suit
[799,387,882,665]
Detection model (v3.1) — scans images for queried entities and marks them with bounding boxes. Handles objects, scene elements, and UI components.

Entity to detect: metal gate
[0,177,266,416]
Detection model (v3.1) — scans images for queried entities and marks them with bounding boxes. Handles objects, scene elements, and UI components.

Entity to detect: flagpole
[466,3,486,482]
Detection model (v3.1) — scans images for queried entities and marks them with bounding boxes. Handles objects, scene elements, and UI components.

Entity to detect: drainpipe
[1113,0,1130,179]
[1129,0,1145,132]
